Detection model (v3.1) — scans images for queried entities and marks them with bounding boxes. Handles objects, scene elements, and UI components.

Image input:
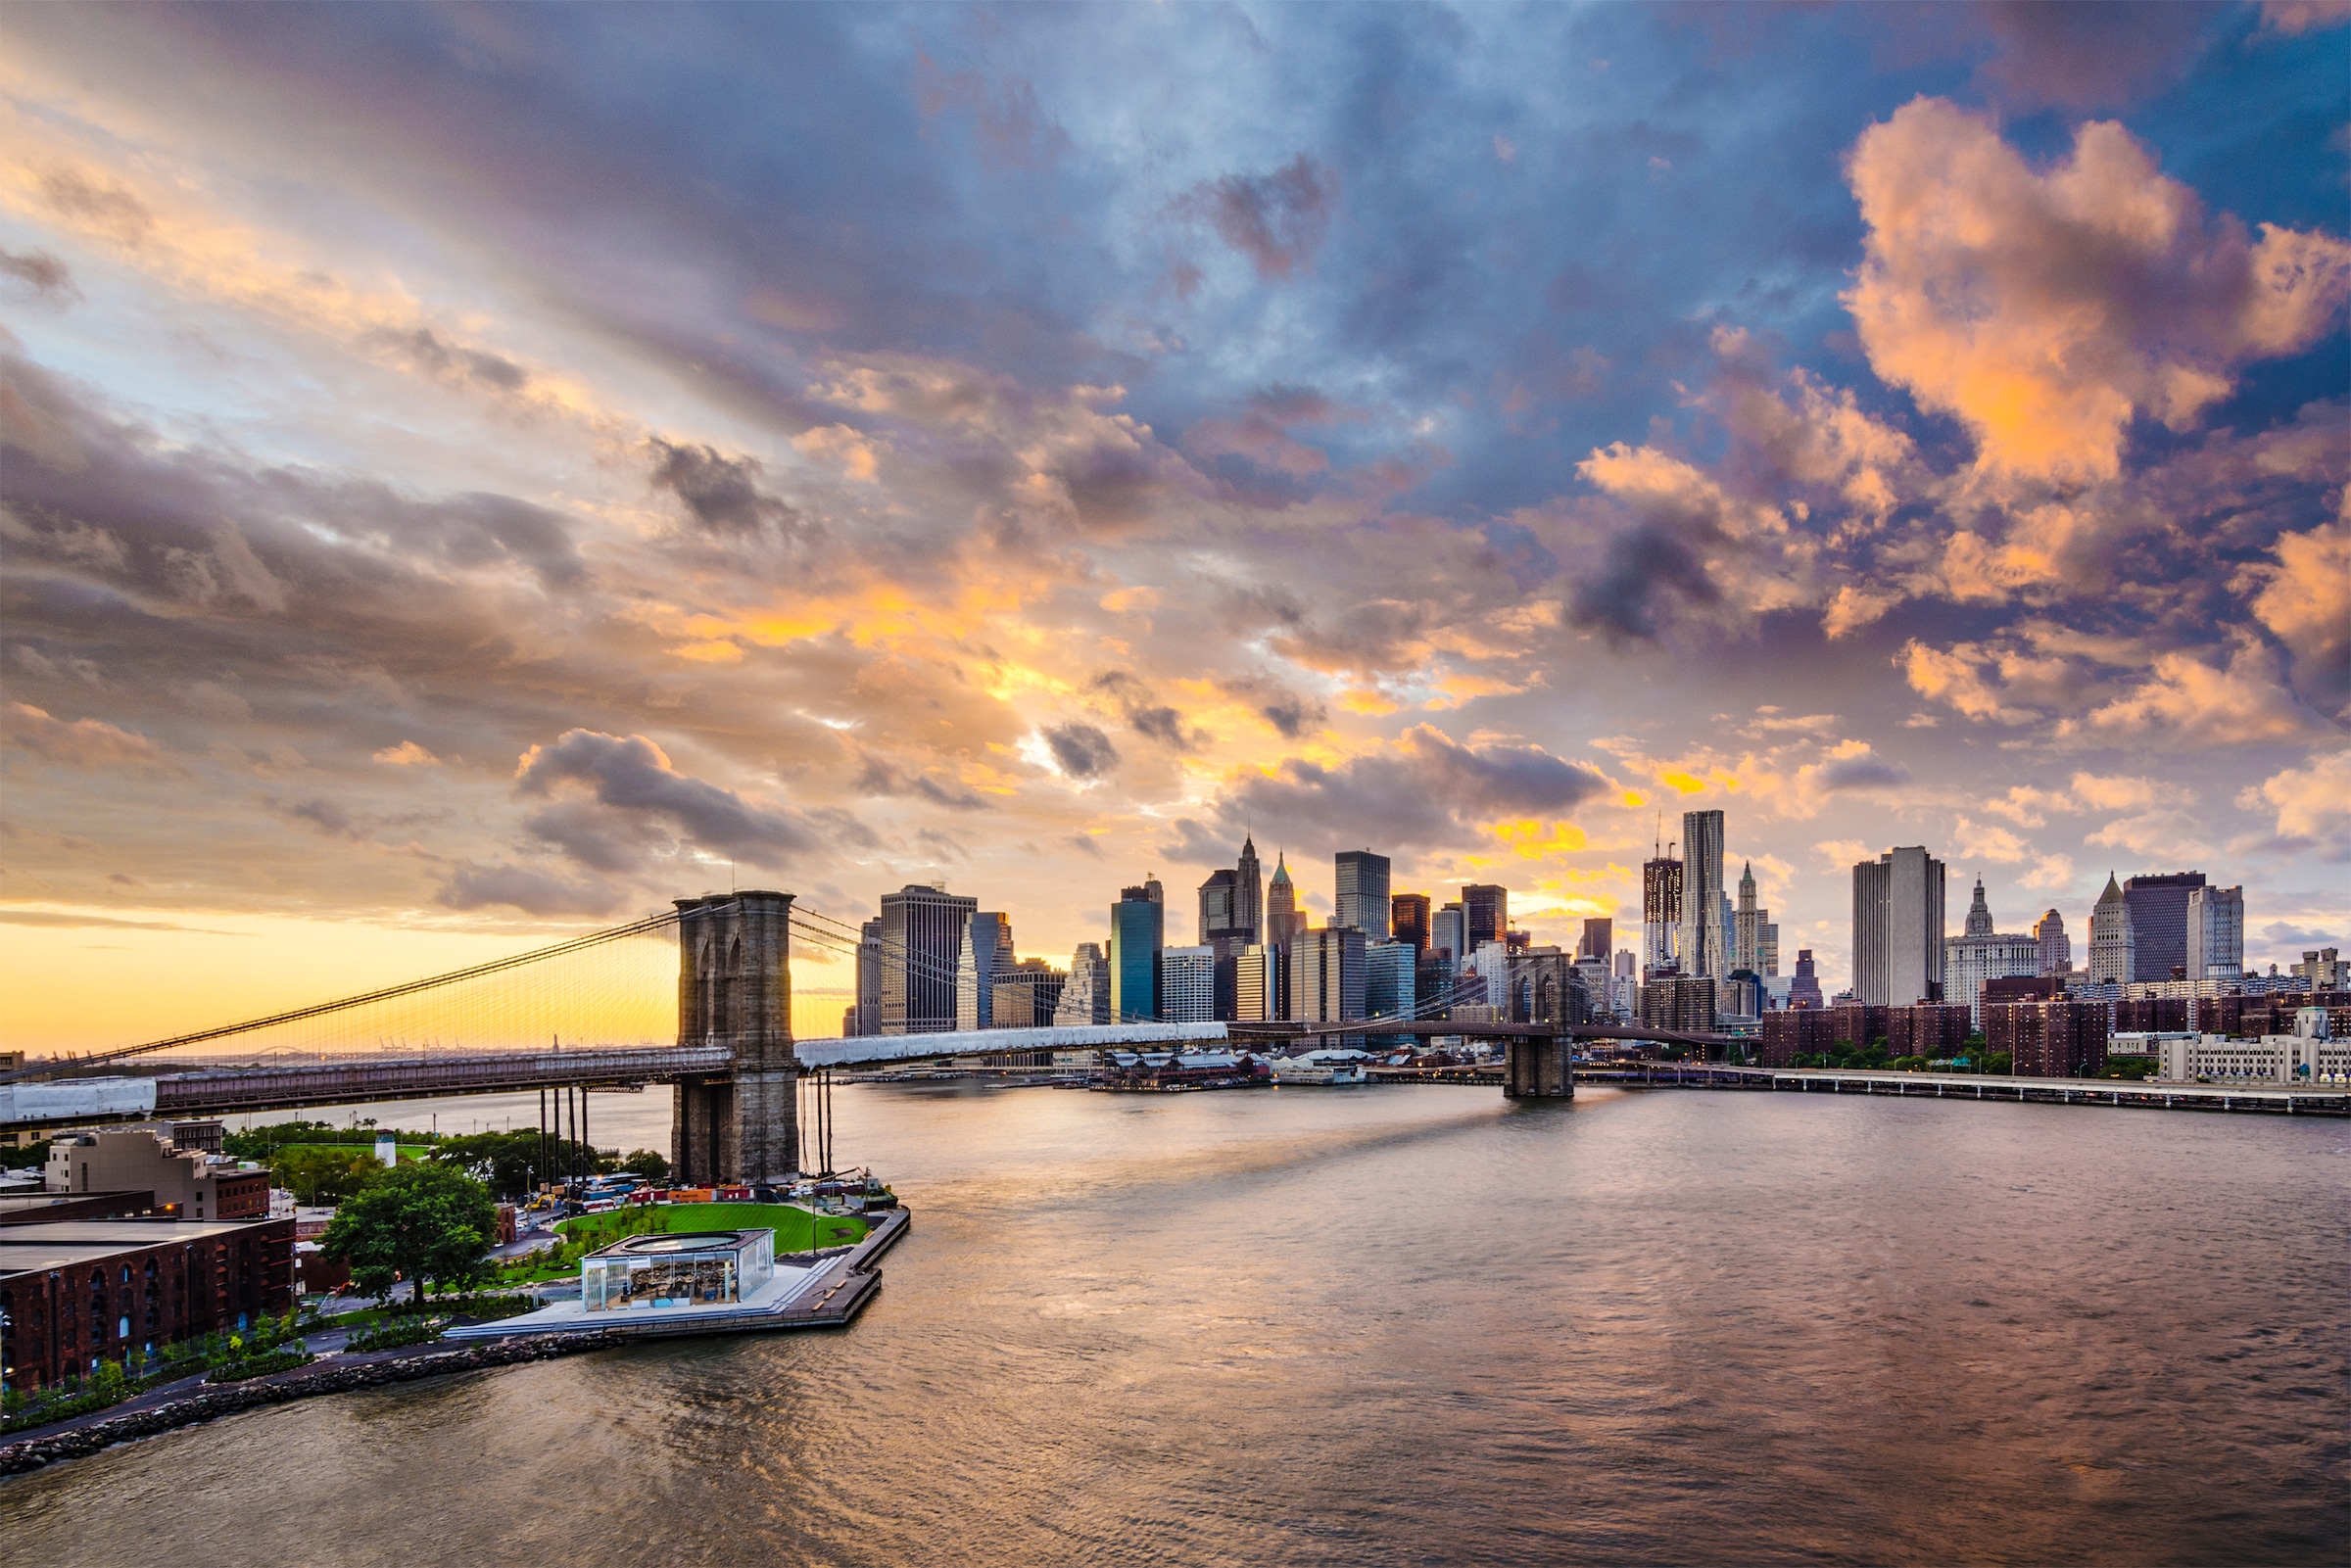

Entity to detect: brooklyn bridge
[0,891,1748,1175]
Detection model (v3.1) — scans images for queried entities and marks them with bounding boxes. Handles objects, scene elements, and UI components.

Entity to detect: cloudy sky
[2,3,2346,1049]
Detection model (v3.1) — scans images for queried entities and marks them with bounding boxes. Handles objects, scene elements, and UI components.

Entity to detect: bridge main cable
[0,904,708,1086]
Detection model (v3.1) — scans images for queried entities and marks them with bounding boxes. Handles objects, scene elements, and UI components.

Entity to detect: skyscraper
[1266,852,1306,950]
[1642,847,1682,974]
[1197,869,1238,944]
[1732,862,1774,975]
[1943,879,2040,1024]
[1578,917,1612,962]
[1366,940,1415,1020]
[1053,942,1111,1025]
[1392,892,1431,955]
[1158,945,1218,1022]
[1110,882,1165,1022]
[1431,902,1465,980]
[955,911,1013,1029]
[1292,925,1367,1022]
[1235,943,1284,1022]
[1234,833,1264,945]
[1788,948,1824,1010]
[879,882,978,1034]
[2035,909,2072,975]
[2088,874,2135,984]
[1680,810,1726,978]
[851,918,886,1036]
[2185,884,2244,980]
[1850,846,1946,1006]
[2125,872,2207,981]
[1463,883,1509,952]
[1336,850,1392,938]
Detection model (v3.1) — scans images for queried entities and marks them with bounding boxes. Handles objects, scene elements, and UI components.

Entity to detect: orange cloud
[1845,98,2351,486]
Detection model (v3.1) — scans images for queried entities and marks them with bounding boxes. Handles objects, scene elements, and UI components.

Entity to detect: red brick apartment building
[0,1217,296,1391]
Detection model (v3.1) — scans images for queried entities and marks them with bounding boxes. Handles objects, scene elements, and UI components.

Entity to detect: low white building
[2158,1011,2350,1085]
[2112,1031,2196,1058]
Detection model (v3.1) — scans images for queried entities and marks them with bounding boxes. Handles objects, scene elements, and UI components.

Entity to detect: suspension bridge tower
[671,890,798,1185]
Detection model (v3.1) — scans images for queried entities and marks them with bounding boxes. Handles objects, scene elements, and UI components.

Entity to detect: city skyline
[831,822,2315,1039]
[1,6,2346,1055]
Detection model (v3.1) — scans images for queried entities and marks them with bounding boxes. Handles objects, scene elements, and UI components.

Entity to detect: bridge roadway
[2,1019,1711,1130]
[9,1025,2336,1130]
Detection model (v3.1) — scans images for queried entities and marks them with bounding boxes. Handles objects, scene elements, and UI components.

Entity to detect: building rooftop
[0,1191,152,1220]
[590,1228,765,1259]
[0,1216,283,1276]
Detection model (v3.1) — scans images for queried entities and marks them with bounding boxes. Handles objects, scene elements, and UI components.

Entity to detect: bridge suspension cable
[0,905,706,1086]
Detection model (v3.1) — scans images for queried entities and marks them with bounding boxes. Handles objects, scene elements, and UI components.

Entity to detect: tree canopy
[430,1130,603,1199]
[270,1144,384,1206]
[322,1162,501,1304]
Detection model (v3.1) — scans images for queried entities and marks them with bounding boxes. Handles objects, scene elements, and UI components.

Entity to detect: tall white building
[1292,927,1367,1022]
[2184,885,2244,980]
[2089,874,2135,984]
[1680,810,1725,978]
[1943,879,2041,1025]
[1235,943,1283,1021]
[1851,845,1946,1006]
[2035,908,2072,975]
[1732,861,1780,976]
[1158,945,1218,1022]
[1053,942,1111,1025]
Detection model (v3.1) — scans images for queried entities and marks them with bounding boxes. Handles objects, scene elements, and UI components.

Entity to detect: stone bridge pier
[1504,1035,1575,1099]
[672,890,799,1185]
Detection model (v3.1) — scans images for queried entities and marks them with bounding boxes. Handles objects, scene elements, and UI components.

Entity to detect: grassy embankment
[499,1204,870,1285]
[560,1203,867,1253]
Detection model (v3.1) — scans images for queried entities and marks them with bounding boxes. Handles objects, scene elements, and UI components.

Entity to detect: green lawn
[553,1202,867,1256]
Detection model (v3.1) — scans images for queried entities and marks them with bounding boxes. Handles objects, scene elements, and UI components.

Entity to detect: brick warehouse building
[0,1216,295,1390]
[1987,1001,2110,1079]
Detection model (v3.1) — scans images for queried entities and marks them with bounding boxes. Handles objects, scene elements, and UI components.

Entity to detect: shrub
[206,1348,314,1384]
[345,1317,446,1353]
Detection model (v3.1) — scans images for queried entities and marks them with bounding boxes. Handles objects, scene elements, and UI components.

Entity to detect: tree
[322,1163,500,1305]
[271,1145,385,1206]
[619,1149,670,1184]
[432,1130,599,1199]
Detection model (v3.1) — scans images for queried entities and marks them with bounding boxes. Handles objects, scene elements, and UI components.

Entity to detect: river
[4,1083,2344,1565]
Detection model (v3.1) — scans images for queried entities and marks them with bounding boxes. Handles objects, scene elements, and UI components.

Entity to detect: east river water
[4,1083,2345,1565]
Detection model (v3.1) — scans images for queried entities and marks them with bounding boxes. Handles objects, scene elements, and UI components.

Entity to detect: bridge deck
[7,1038,2338,1131]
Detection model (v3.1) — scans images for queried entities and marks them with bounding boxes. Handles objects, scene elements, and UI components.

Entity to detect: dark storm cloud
[1176,154,1340,281]
[646,439,802,539]
[365,326,530,394]
[515,729,833,866]
[1042,723,1118,779]
[1970,1,2223,110]
[1217,675,1327,739]
[1223,726,1607,850]
[1091,671,1195,747]
[1161,816,1246,869]
[0,247,76,300]
[439,860,623,918]
[269,795,360,838]
[1567,524,1722,644]
[853,751,992,811]
[1816,753,1910,792]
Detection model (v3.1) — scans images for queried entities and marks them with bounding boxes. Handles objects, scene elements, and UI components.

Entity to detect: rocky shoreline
[0,1332,617,1479]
